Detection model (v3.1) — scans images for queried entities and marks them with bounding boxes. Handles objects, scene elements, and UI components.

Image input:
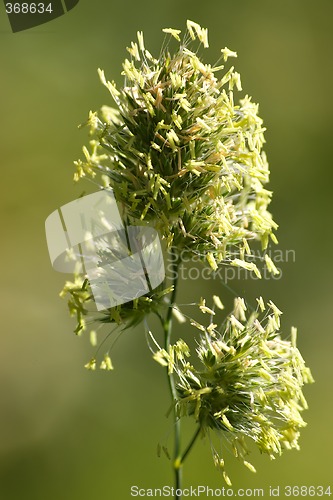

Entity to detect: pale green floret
[221,47,238,61]
[153,296,314,483]
[100,354,114,371]
[213,295,224,310]
[162,28,182,41]
[84,358,97,371]
[265,253,280,275]
[89,330,97,346]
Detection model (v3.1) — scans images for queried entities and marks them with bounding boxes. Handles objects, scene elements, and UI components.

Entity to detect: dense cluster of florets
[75,21,277,270]
[153,296,313,483]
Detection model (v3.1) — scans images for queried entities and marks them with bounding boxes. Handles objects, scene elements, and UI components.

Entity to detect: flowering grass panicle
[52,21,313,492]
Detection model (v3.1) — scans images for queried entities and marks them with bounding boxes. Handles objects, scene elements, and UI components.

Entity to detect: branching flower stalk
[162,250,183,495]
[59,21,313,497]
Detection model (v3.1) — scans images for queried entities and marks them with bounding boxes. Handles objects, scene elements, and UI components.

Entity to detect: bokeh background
[1,1,332,498]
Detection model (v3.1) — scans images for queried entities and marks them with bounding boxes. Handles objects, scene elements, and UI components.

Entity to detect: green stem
[163,250,182,499]
[179,425,201,466]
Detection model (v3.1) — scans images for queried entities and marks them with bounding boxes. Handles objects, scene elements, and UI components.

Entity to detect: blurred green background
[0,1,332,498]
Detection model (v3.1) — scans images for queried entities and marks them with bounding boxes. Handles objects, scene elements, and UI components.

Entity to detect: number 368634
[5,3,53,14]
